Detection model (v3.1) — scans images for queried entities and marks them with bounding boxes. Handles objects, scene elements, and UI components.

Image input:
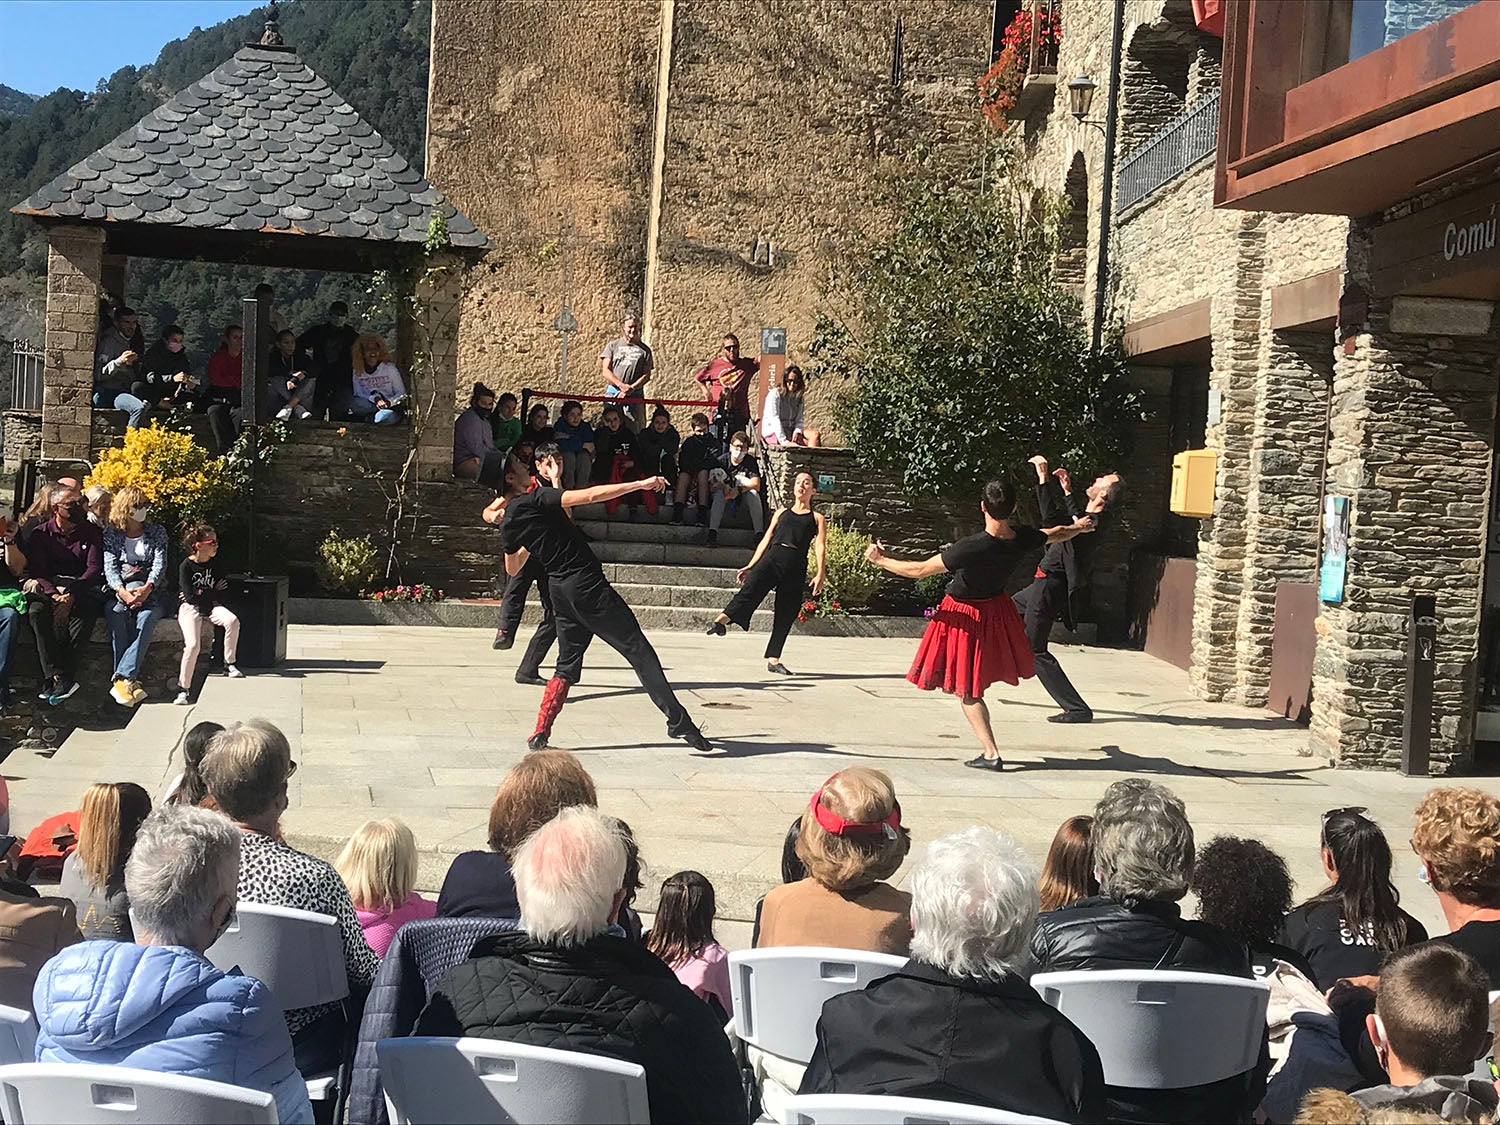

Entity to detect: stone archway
[1056,152,1089,300]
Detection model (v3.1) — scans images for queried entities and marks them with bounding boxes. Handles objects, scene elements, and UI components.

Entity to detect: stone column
[1229,328,1335,707]
[41,225,106,463]
[411,253,464,482]
[1310,293,1499,770]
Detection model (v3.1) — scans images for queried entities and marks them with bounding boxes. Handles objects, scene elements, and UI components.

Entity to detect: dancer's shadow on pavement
[564,736,862,760]
[1004,743,1319,782]
[1002,697,1302,732]
[276,658,387,677]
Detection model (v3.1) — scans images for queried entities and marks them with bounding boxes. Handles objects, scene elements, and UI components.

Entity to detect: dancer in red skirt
[864,479,1094,771]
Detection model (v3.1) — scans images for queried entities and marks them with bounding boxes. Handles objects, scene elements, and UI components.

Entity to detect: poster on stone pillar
[1320,496,1350,604]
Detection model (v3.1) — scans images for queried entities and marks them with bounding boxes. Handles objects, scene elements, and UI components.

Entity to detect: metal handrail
[1117,88,1221,212]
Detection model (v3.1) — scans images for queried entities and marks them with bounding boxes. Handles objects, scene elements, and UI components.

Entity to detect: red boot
[528,676,572,749]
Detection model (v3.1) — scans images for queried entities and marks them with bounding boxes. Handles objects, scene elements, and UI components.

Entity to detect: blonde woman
[58,781,152,940]
[349,333,406,425]
[102,485,168,707]
[335,817,436,957]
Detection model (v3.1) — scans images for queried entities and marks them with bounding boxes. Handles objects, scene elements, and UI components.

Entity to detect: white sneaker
[173,691,190,706]
[225,664,245,678]
[293,406,311,420]
[275,406,293,421]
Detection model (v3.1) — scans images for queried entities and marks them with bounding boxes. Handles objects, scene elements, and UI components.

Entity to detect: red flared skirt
[906,593,1035,698]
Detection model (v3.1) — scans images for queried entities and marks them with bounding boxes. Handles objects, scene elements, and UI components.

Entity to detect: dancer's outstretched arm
[504,546,530,577]
[1040,516,1095,544]
[865,542,947,580]
[557,475,669,510]
[735,509,784,584]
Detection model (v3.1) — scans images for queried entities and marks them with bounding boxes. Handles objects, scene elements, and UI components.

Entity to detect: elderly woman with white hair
[799,826,1106,1122]
[33,805,313,1124]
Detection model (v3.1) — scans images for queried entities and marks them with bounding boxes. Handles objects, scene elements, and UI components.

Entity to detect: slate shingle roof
[11,45,489,250]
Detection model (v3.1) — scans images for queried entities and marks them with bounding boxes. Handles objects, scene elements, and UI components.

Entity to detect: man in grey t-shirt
[599,314,654,426]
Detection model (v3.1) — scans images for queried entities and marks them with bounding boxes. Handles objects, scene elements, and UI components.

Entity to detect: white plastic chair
[204,902,349,1104]
[377,1037,649,1125]
[0,1062,276,1124]
[0,1007,36,1068]
[730,947,908,1064]
[782,1093,1067,1124]
[1031,970,1270,1088]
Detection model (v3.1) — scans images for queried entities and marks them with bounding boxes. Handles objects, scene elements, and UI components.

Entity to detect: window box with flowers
[978,4,1062,131]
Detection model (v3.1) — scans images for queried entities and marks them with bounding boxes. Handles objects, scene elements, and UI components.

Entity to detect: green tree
[814,146,1141,506]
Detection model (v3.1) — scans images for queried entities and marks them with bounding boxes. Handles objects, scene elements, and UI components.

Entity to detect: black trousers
[497,558,558,677]
[723,551,806,660]
[1012,574,1091,715]
[26,588,103,682]
[552,578,690,731]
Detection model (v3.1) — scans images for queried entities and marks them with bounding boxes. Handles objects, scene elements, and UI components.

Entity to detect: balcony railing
[1117,88,1221,212]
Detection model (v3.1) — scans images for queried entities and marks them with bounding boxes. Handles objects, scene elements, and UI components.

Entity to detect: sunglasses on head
[1322,806,1368,825]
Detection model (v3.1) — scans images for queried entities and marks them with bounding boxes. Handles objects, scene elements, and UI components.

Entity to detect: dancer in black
[500,443,712,752]
[705,470,827,675]
[483,487,558,686]
[1012,455,1124,724]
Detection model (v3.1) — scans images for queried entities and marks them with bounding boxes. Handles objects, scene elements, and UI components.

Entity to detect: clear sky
[2,1,262,96]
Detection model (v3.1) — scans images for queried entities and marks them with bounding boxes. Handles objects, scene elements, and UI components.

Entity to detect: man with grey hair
[416,807,746,1124]
[33,805,312,1124]
[800,827,1106,1122]
[1031,779,1262,1123]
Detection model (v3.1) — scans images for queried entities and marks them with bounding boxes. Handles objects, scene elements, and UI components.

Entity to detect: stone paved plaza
[7,625,1484,944]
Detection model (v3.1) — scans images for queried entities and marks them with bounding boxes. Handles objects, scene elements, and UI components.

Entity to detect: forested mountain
[0,0,431,356]
[0,87,38,119]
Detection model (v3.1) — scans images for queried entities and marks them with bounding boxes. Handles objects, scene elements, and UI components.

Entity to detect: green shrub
[820,522,882,610]
[316,530,380,597]
[914,573,949,607]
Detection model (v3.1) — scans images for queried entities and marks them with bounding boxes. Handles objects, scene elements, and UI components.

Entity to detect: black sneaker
[1047,710,1094,724]
[705,530,718,547]
[670,719,713,753]
[493,630,514,651]
[706,622,726,637]
[47,678,79,705]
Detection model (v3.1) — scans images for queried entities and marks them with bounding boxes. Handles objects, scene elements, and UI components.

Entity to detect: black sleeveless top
[774,509,818,554]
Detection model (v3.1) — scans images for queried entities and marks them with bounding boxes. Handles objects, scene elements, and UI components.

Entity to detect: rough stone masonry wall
[1311,284,1499,771]
[41,225,105,463]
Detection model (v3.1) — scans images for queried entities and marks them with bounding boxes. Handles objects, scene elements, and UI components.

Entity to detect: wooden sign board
[756,327,788,434]
[1370,181,1500,300]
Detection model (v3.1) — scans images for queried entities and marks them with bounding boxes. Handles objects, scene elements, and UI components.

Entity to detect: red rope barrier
[523,388,716,409]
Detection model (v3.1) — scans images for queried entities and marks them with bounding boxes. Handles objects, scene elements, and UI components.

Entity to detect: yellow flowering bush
[84,423,239,530]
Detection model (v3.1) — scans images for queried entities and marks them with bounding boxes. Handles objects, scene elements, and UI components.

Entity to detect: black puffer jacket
[414,929,747,1125]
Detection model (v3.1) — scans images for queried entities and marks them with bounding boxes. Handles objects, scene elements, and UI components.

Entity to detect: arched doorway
[1056,152,1089,302]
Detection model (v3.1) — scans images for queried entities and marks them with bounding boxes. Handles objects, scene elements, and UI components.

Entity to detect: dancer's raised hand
[1027,455,1049,483]
[1052,467,1072,493]
[865,540,886,564]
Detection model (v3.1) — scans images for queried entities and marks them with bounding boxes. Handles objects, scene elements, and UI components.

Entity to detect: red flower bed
[977,6,1061,131]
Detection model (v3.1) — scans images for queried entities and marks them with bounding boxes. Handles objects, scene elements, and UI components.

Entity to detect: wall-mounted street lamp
[1068,74,1106,135]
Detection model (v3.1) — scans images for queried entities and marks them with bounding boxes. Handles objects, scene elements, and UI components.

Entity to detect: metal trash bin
[224,574,288,668]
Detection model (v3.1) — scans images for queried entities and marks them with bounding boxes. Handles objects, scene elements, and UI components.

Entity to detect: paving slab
[7,624,1494,946]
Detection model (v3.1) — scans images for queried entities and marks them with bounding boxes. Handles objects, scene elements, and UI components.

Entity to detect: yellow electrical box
[1170,449,1216,518]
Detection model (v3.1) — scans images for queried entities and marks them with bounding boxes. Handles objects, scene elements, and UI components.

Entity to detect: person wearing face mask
[454,382,501,481]
[706,432,765,546]
[102,486,168,709]
[23,483,105,706]
[301,301,359,420]
[84,486,112,528]
[139,325,201,411]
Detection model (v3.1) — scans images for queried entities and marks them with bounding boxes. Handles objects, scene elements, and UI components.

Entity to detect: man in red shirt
[693,333,758,445]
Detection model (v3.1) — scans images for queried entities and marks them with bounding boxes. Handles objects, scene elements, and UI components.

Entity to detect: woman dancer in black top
[706,470,827,675]
[866,478,1092,771]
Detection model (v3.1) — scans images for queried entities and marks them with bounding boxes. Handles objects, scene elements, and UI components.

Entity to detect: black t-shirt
[720,451,762,483]
[940,526,1046,600]
[1278,900,1429,989]
[679,433,723,475]
[1427,919,1500,986]
[179,557,223,611]
[500,486,604,586]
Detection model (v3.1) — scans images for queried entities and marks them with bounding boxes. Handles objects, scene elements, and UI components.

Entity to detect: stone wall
[3,411,41,474]
[426,0,990,440]
[41,225,105,463]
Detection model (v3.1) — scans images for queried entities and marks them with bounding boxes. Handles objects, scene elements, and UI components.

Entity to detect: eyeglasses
[285,759,298,780]
[723,344,739,353]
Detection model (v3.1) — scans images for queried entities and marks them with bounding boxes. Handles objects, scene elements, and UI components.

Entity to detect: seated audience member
[520,402,553,448]
[592,403,656,519]
[83,484,111,528]
[24,481,105,706]
[551,399,597,488]
[453,382,500,481]
[645,870,733,1019]
[59,782,152,941]
[437,750,597,918]
[268,329,315,420]
[350,333,406,424]
[139,324,201,409]
[610,816,647,942]
[199,719,379,1072]
[34,805,313,1125]
[636,406,680,484]
[757,767,911,954]
[416,807,748,1125]
[492,391,522,450]
[674,412,722,525]
[102,485,168,708]
[1297,944,1497,1124]
[1281,807,1427,990]
[1408,788,1500,982]
[760,364,821,447]
[707,431,765,546]
[255,282,289,334]
[1193,835,1317,979]
[206,324,244,403]
[15,482,58,552]
[750,816,805,946]
[800,826,1107,1123]
[162,720,225,807]
[93,306,150,429]
[1032,779,1259,1124]
[175,521,243,704]
[335,817,436,958]
[302,301,359,419]
[0,863,80,1010]
[1039,814,1099,912]
[0,520,26,716]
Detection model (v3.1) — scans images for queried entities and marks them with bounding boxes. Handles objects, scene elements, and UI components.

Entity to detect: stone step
[611,583,739,609]
[590,540,754,567]
[600,563,739,589]
[572,519,759,549]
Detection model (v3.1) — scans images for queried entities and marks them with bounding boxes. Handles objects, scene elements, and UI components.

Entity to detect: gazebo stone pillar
[412,253,465,482]
[42,224,106,463]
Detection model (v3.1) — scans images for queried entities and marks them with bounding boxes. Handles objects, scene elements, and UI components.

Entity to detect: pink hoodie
[670,941,733,1018]
[354,892,437,958]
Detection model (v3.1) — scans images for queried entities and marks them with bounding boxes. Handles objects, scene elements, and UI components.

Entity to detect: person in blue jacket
[33,804,313,1125]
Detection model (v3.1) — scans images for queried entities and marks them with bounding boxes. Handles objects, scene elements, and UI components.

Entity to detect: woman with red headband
[865,478,1093,771]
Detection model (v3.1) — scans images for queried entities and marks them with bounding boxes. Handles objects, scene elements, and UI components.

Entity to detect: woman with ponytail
[1279,807,1428,988]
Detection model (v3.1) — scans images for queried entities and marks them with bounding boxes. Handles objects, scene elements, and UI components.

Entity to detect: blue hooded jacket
[34,940,312,1124]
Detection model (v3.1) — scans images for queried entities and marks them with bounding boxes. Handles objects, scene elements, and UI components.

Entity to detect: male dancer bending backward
[499,442,712,753]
